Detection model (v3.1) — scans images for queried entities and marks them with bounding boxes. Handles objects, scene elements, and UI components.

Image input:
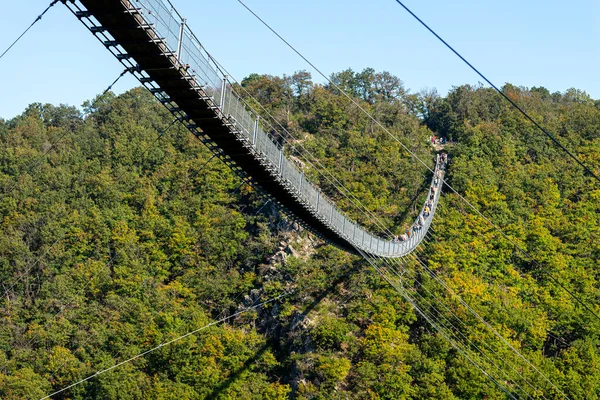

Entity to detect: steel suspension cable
[0,0,59,62]
[332,187,561,399]
[375,243,547,398]
[235,0,438,238]
[373,254,536,399]
[353,243,521,396]
[355,247,518,398]
[410,230,569,396]
[410,222,563,396]
[371,243,563,398]
[147,0,436,246]
[391,0,600,185]
[393,238,557,398]
[100,67,130,97]
[182,78,530,392]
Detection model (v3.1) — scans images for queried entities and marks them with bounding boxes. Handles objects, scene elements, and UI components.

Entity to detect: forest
[0,67,599,399]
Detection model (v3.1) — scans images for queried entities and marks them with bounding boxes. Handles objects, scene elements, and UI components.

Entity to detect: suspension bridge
[4,0,592,398]
[61,0,444,257]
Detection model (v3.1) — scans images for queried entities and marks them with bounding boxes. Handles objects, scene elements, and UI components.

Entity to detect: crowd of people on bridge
[430,135,452,145]
[392,153,448,245]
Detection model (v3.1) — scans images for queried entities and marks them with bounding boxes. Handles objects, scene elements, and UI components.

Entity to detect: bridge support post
[177,18,186,63]
[220,75,227,112]
[278,148,284,171]
[253,115,259,145]
[299,171,304,193]
[316,189,321,212]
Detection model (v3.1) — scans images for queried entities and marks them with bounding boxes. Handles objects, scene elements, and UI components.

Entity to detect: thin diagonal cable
[184,63,397,240]
[380,245,541,398]
[395,240,550,398]
[236,0,431,176]
[0,0,59,61]
[410,228,568,396]
[392,0,600,185]
[235,0,600,326]
[39,290,292,400]
[373,248,554,399]
[376,255,535,399]
[406,208,564,396]
[353,202,561,399]
[188,152,218,181]
[47,270,284,387]
[46,288,154,383]
[440,178,600,323]
[100,68,130,97]
[353,242,521,396]
[229,84,398,238]
[355,247,517,398]
[255,199,271,215]
[417,201,574,351]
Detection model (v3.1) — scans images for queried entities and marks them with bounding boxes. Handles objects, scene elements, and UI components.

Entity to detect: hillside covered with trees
[0,68,599,399]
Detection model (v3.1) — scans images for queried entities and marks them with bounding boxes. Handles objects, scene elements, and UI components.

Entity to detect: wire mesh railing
[127,0,443,257]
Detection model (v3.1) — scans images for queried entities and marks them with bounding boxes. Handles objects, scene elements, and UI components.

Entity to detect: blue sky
[0,0,598,119]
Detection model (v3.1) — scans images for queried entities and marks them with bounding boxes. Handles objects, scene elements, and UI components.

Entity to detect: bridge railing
[127,0,442,257]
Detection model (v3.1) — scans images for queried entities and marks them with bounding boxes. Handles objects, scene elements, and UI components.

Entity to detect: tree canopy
[0,69,599,399]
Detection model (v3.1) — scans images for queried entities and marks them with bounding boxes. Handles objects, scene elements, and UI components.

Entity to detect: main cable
[365,236,565,398]
[391,0,600,185]
[375,255,534,399]
[366,225,547,397]
[0,0,59,62]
